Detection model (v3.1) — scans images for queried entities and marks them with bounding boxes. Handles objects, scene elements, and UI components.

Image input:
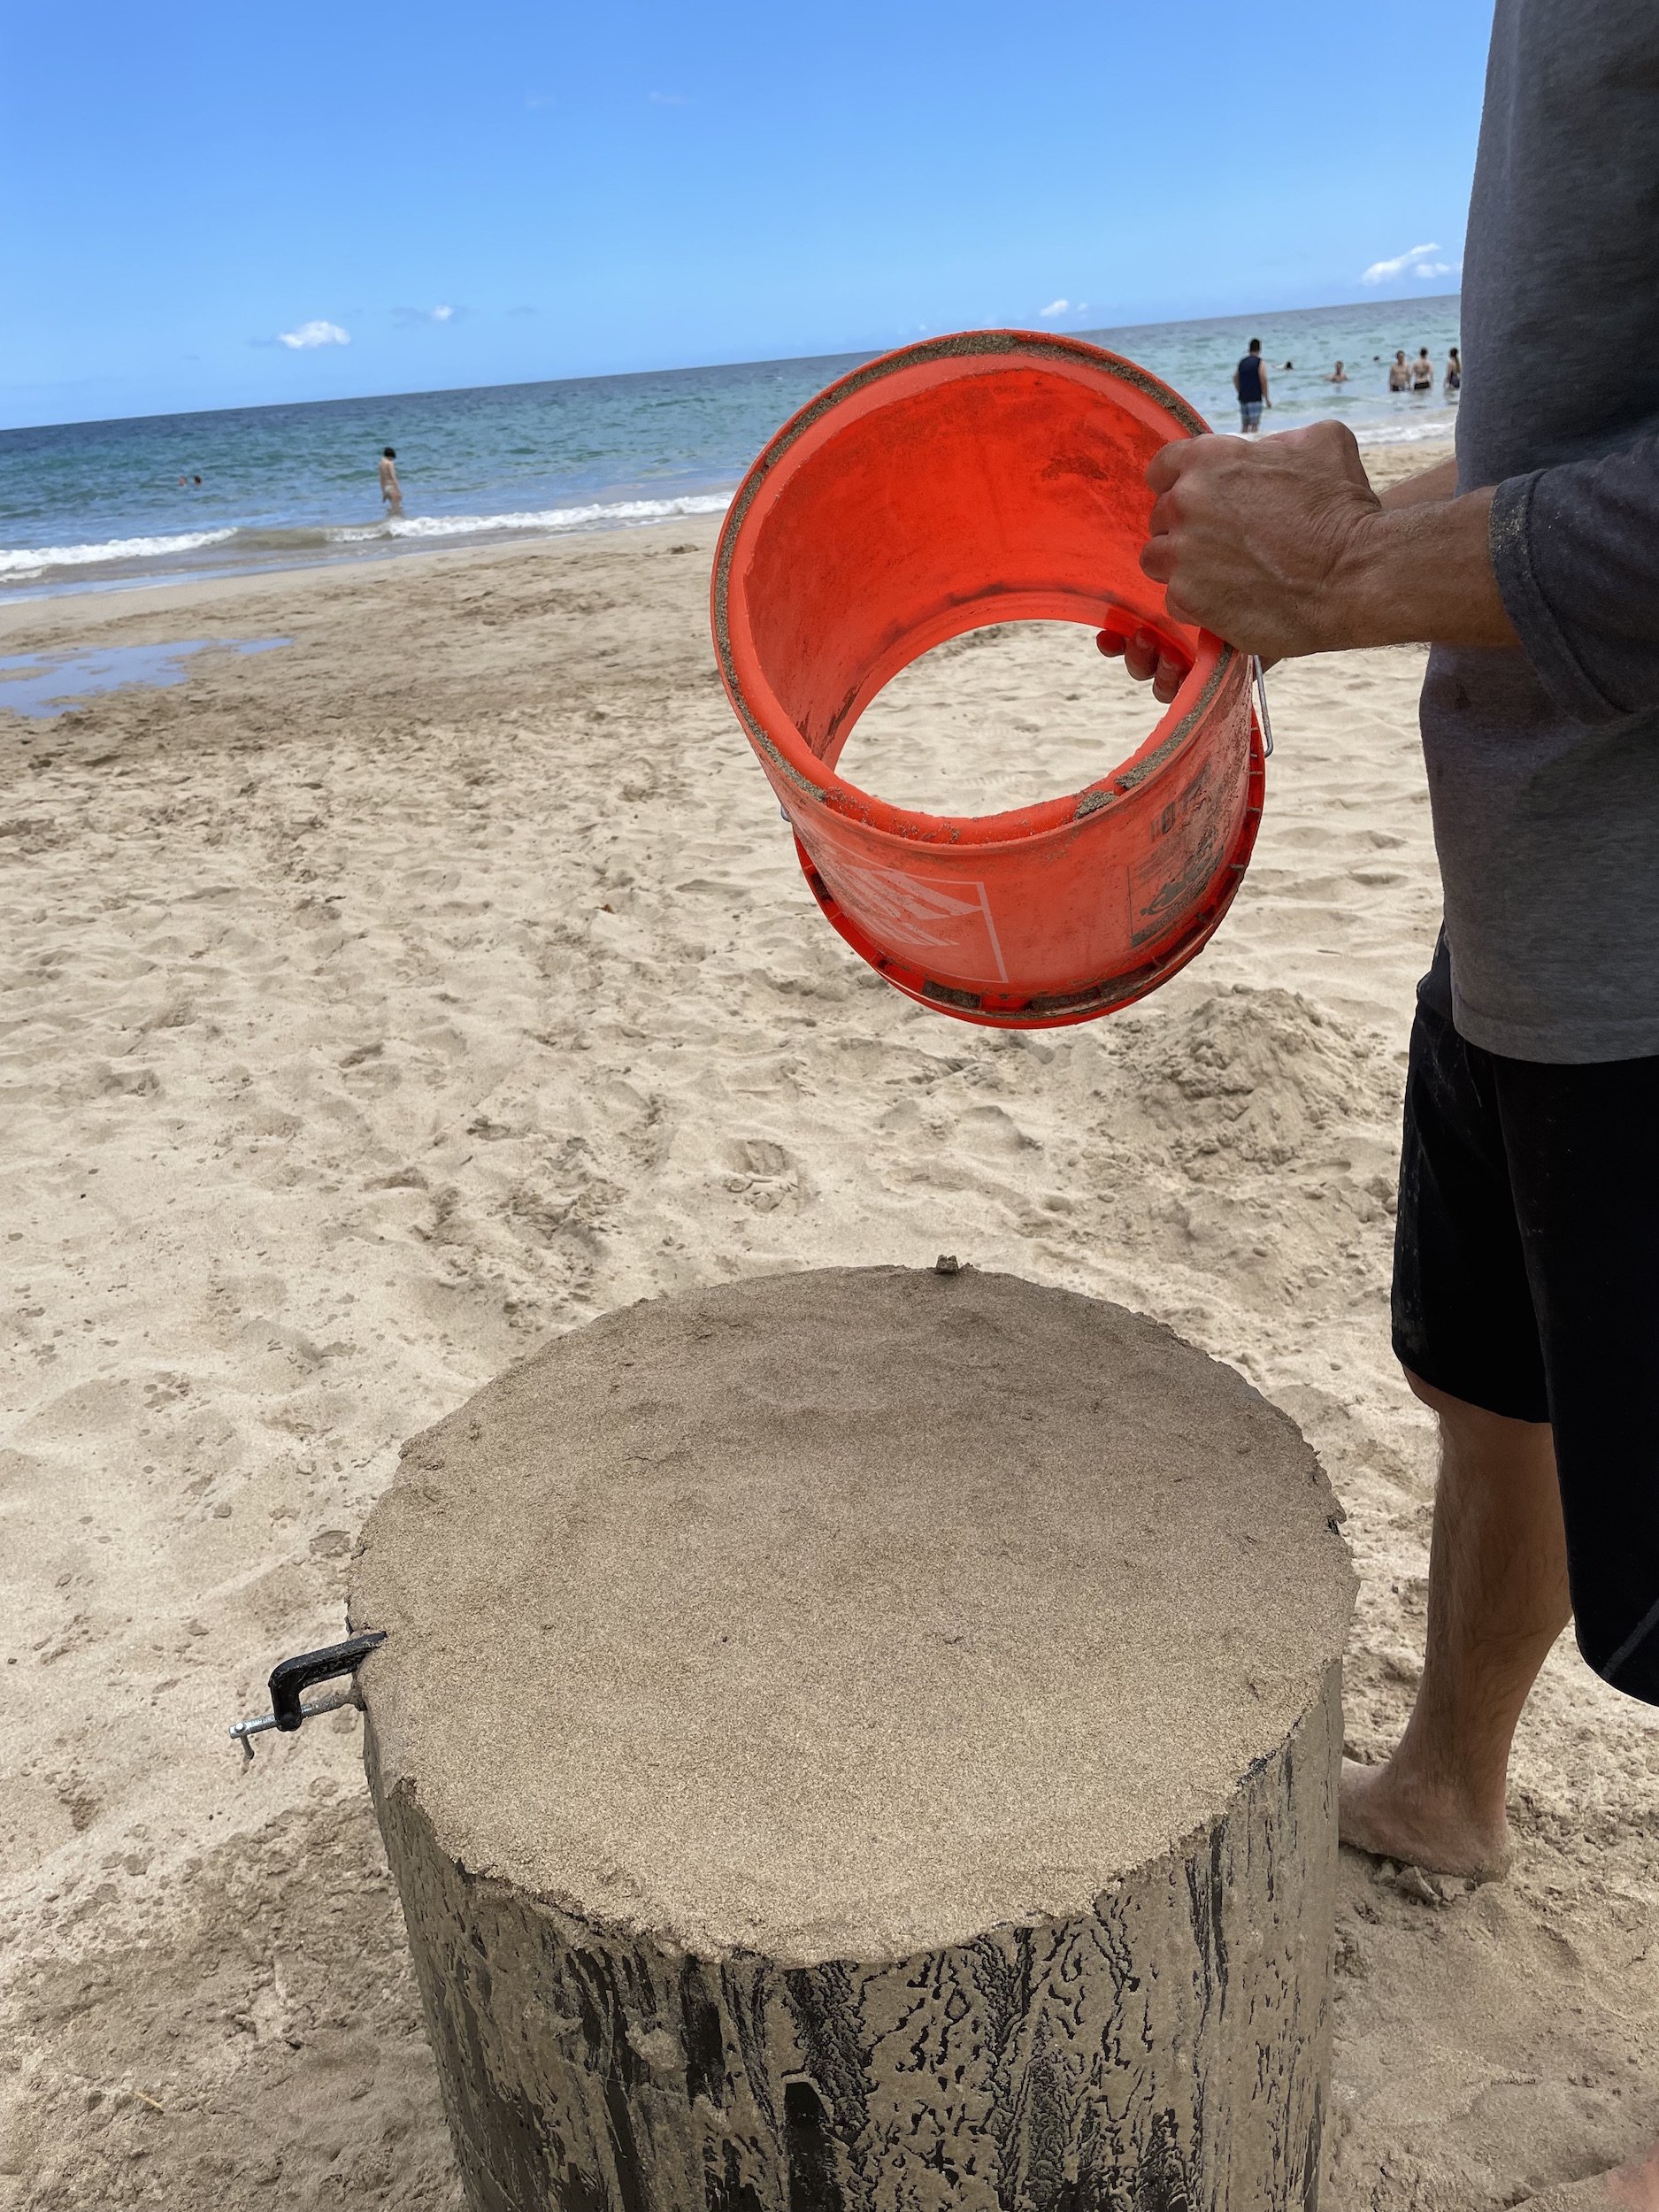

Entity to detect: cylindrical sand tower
[352,1267,1354,2212]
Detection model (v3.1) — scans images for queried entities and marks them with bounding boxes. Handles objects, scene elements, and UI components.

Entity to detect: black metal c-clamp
[229,1631,386,1762]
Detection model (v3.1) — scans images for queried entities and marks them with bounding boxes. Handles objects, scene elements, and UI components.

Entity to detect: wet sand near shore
[3,435,1656,2210]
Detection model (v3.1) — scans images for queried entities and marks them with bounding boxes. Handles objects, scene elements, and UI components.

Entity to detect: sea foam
[377,491,733,540]
[0,495,732,586]
[0,527,239,580]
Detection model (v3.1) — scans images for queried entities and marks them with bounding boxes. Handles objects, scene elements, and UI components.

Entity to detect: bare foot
[1610,2143,1659,2212]
[1339,1755,1510,1879]
[1513,2141,1659,2210]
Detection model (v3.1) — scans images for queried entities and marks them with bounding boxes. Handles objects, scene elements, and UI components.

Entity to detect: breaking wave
[380,492,731,540]
[0,527,239,580]
[0,492,733,587]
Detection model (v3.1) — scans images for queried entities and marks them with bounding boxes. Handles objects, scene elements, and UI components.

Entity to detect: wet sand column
[352,1266,1355,2212]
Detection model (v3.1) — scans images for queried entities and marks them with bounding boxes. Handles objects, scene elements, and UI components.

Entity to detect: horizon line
[0,291,1463,440]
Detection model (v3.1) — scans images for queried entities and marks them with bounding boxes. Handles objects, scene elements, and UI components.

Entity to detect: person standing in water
[1233,339,1270,434]
[380,447,403,517]
[1328,360,1350,384]
[1412,346,1436,392]
[1445,345,1463,394]
[1388,349,1413,391]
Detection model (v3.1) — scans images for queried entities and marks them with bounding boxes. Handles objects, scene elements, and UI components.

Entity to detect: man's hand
[1139,423,1384,660]
[1136,422,1517,660]
[1096,622,1189,703]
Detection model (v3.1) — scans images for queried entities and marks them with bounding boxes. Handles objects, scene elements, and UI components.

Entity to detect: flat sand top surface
[353,1264,1353,1960]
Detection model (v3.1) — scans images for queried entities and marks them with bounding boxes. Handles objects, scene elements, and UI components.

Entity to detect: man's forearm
[1378,456,1459,512]
[1329,486,1516,649]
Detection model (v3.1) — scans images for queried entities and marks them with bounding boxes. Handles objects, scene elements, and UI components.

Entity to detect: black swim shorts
[1391,937,1659,1706]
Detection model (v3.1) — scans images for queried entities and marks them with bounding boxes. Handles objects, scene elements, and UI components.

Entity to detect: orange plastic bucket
[711,330,1265,1029]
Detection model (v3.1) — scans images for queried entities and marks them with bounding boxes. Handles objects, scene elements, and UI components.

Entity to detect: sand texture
[354,1264,1353,1960]
[4,433,1659,2209]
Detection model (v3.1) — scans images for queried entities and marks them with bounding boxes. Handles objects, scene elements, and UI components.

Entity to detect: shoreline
[0,489,735,607]
[0,431,1453,629]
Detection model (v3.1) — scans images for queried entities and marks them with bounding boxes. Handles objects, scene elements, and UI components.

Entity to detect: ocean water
[0,296,1460,598]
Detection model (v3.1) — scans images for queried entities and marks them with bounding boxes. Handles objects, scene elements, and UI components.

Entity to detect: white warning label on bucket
[808,849,1010,984]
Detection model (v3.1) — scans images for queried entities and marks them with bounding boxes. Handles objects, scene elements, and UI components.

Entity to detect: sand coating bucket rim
[711,326,1241,852]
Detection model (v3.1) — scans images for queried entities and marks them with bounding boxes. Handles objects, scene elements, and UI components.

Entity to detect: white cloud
[1040,298,1070,318]
[1413,261,1453,280]
[1361,242,1445,286]
[278,319,349,349]
[393,303,458,326]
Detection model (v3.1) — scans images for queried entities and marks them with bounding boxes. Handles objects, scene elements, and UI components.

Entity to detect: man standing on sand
[1103,4,1659,2205]
[1233,338,1270,434]
[380,446,403,517]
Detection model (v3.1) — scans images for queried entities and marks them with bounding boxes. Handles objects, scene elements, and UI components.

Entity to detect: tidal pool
[0,636,288,719]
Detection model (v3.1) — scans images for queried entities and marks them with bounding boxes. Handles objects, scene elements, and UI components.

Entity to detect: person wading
[1102,4,1659,2203]
[1233,338,1270,434]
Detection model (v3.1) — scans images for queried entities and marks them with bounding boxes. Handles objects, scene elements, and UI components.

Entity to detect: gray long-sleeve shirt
[1419,0,1659,1062]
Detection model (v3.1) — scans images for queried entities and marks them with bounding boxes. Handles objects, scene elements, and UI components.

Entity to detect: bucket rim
[710,327,1238,850]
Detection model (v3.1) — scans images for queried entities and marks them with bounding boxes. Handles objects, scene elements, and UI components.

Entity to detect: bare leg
[1340,1374,1571,1878]
[1349,1384,1659,2208]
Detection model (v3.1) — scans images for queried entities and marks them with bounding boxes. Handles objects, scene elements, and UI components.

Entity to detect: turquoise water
[0,296,1460,598]
[0,638,288,716]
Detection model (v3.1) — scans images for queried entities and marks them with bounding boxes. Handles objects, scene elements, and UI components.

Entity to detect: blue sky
[1,1,1494,428]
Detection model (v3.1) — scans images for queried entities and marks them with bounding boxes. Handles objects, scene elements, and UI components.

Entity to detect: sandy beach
[3,433,1656,2210]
